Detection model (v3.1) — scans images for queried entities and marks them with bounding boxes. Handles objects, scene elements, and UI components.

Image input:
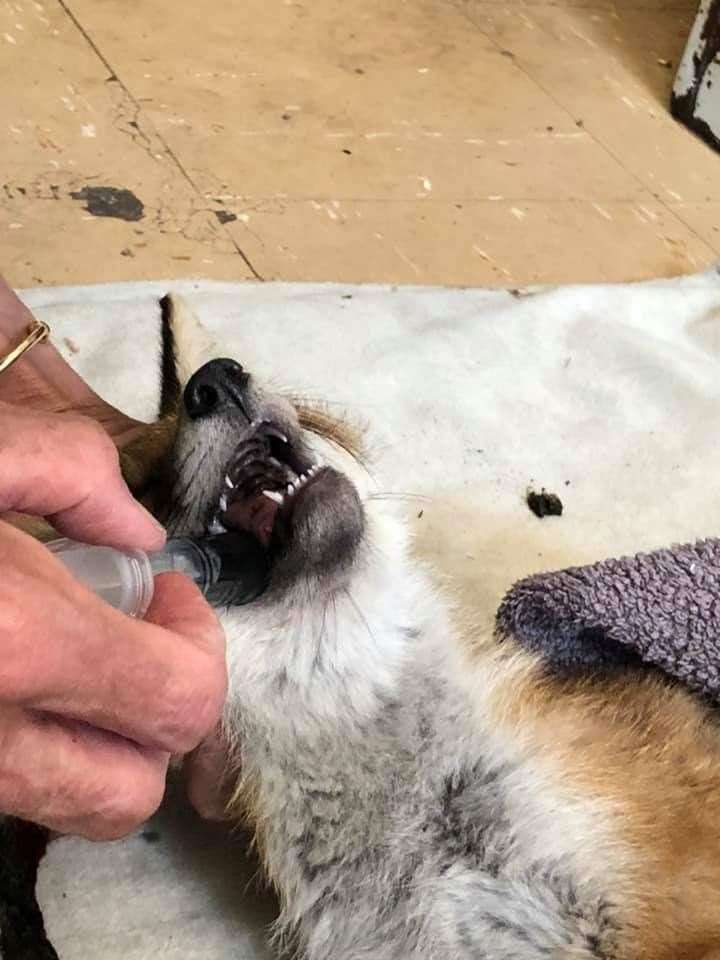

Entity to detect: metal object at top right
[672,0,720,153]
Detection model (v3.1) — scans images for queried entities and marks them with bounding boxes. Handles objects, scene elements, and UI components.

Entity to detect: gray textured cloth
[496,539,720,701]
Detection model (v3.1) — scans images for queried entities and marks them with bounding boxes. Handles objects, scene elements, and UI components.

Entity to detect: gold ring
[0,319,51,376]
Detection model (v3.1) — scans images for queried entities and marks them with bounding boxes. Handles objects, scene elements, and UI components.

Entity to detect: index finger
[0,403,164,552]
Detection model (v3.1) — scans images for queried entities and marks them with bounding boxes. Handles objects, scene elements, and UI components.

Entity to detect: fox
[12,293,720,959]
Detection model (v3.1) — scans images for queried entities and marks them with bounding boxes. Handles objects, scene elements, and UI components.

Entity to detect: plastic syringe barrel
[46,531,269,618]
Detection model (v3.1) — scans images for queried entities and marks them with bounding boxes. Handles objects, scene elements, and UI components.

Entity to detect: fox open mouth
[208,419,324,547]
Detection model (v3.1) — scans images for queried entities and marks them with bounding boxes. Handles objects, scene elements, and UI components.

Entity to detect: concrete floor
[1,0,717,289]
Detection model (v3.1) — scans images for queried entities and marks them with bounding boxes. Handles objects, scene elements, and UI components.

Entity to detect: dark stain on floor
[70,186,144,222]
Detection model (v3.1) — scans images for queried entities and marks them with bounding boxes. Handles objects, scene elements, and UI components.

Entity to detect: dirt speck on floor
[214,209,237,224]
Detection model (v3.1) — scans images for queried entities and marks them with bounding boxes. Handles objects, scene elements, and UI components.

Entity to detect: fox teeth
[219,493,228,512]
[287,483,294,495]
[208,517,226,535]
[262,489,284,505]
[260,420,289,444]
[224,475,234,489]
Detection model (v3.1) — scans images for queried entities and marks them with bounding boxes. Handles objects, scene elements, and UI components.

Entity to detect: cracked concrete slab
[462,2,719,204]
[1,0,718,295]
[220,196,717,285]
[38,0,715,287]
[1,0,257,285]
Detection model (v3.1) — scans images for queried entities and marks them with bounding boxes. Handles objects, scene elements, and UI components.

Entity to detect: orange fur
[119,414,179,495]
[468,637,720,959]
[293,401,366,463]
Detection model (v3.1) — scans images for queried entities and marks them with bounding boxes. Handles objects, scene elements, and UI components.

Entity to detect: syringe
[46,531,270,618]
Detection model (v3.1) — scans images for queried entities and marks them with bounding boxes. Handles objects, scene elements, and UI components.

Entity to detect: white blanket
[18,269,720,958]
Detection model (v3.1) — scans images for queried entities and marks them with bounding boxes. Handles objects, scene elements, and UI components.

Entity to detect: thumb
[144,573,226,656]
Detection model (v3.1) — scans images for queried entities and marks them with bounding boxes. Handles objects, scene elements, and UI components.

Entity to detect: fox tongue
[222,493,279,546]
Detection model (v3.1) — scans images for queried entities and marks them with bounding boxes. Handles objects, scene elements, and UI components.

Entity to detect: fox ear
[158,294,182,418]
[120,293,221,501]
[158,294,219,415]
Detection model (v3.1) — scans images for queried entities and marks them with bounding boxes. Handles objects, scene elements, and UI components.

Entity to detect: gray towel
[495,539,720,701]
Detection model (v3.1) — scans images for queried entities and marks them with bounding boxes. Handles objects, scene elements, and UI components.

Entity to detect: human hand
[0,404,227,840]
[0,276,143,448]
[183,726,236,822]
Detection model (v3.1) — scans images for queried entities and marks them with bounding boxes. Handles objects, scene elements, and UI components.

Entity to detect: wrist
[0,277,91,412]
[0,320,27,350]
[0,278,144,450]
[0,281,54,379]
[0,282,39,343]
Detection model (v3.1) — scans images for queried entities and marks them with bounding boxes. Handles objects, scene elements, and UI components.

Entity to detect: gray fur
[167,366,627,960]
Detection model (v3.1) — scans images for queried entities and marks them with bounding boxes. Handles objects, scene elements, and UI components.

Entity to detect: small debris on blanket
[526,488,563,518]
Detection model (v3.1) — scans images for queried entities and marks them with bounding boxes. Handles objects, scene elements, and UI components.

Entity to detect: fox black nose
[184,358,250,419]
